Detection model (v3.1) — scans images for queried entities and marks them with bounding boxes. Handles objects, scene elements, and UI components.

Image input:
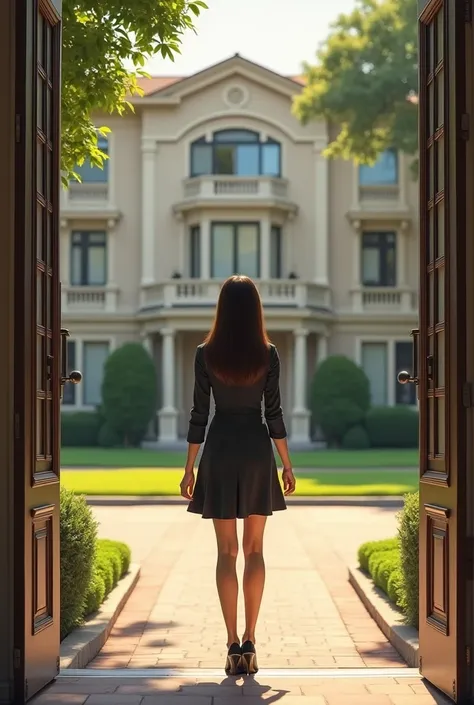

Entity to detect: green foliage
[398,491,419,627]
[62,0,208,181]
[368,548,400,594]
[365,406,419,448]
[292,0,418,164]
[83,564,106,616]
[98,423,122,448]
[61,411,101,447]
[99,539,132,576]
[358,537,399,573]
[94,551,115,596]
[83,539,131,617]
[101,343,157,447]
[387,566,405,608]
[342,424,371,450]
[60,486,98,639]
[310,356,371,447]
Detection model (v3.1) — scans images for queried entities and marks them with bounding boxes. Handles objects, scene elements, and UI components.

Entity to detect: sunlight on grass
[61,469,418,497]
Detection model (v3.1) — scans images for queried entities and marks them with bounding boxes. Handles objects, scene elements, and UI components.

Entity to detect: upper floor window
[270,225,282,279]
[359,149,398,186]
[361,231,396,287]
[211,222,260,279]
[71,231,107,286]
[74,136,109,183]
[191,130,281,178]
[190,225,201,278]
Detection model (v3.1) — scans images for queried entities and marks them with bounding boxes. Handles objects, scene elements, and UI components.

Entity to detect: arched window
[190,129,281,178]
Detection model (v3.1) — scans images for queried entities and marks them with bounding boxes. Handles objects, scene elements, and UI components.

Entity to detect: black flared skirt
[187,412,287,520]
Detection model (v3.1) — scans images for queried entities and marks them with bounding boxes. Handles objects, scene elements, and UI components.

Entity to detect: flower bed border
[348,565,419,668]
[60,563,140,670]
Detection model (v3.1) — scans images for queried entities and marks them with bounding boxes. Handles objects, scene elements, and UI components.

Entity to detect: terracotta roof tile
[135,72,306,97]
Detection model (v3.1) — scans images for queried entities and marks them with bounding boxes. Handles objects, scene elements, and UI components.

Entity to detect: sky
[144,0,357,77]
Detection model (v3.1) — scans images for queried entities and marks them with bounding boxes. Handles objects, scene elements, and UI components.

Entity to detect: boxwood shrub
[358,537,399,573]
[61,411,101,447]
[83,539,132,617]
[365,406,419,448]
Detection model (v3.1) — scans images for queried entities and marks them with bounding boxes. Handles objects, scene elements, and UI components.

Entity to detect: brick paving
[31,505,452,704]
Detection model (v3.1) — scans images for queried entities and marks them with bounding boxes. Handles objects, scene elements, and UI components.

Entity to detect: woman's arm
[264,347,296,495]
[181,347,211,500]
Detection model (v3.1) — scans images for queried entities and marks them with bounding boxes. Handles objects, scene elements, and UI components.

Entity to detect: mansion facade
[60,54,418,444]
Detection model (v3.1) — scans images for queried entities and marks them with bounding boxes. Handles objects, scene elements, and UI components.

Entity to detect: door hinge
[463,382,474,408]
[466,0,472,22]
[13,648,20,670]
[467,646,471,665]
[462,114,471,141]
[15,114,21,144]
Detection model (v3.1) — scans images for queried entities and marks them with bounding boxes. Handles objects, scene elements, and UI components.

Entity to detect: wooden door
[14,0,63,701]
[415,0,467,700]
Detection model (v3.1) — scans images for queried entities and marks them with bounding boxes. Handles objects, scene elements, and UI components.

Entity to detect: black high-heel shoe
[225,643,242,675]
[240,640,258,675]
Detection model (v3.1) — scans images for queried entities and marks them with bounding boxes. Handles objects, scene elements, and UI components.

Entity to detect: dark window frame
[62,340,76,405]
[190,129,282,178]
[358,148,399,186]
[82,340,110,407]
[70,230,107,286]
[72,135,109,183]
[361,231,397,287]
[190,225,201,278]
[395,340,417,405]
[270,225,282,279]
[210,221,261,278]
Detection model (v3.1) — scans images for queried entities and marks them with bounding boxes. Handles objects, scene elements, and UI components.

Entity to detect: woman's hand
[180,470,195,500]
[282,467,296,496]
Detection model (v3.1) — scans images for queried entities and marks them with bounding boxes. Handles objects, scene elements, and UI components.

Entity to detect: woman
[179,275,296,676]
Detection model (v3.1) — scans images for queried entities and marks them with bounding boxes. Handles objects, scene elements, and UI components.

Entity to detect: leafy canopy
[292,0,418,164]
[62,0,207,180]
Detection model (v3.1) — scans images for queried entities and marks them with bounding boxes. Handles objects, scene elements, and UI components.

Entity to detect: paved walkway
[31,505,452,704]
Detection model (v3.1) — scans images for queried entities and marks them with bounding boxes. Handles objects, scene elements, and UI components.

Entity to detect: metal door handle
[62,370,82,385]
[60,328,82,386]
[397,328,419,385]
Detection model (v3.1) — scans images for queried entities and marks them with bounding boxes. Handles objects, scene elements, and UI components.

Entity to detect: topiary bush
[83,564,106,616]
[365,406,419,448]
[398,491,419,627]
[358,537,399,573]
[60,486,98,639]
[61,411,101,447]
[387,566,405,608]
[99,539,131,576]
[97,422,121,448]
[101,343,157,446]
[94,550,115,596]
[342,424,371,449]
[369,548,401,594]
[310,356,371,447]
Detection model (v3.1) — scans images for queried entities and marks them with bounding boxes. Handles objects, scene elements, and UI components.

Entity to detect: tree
[292,0,418,165]
[62,0,207,180]
[101,343,157,446]
[310,355,371,447]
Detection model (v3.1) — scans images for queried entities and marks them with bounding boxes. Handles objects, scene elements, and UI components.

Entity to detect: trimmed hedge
[365,406,419,448]
[60,486,132,639]
[358,491,419,626]
[61,411,101,447]
[342,425,371,450]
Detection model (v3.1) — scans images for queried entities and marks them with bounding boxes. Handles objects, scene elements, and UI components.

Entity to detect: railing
[351,287,418,314]
[61,286,118,313]
[141,279,331,310]
[182,176,289,201]
[61,182,109,209]
[358,184,401,209]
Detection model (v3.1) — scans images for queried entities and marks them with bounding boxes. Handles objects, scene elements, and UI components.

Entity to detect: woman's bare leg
[242,515,267,644]
[212,518,239,647]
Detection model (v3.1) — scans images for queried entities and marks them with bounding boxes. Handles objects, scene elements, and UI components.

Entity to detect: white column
[200,218,211,279]
[141,139,157,286]
[158,328,178,442]
[317,334,328,369]
[291,328,310,444]
[314,141,329,286]
[260,217,271,279]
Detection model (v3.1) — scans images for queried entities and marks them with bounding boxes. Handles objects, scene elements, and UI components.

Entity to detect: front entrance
[3,0,474,702]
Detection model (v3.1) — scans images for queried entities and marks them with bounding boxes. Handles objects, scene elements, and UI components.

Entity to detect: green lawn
[60,447,418,469]
[61,469,418,497]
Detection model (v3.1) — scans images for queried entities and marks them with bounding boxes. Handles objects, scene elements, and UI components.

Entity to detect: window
[395,341,417,405]
[190,226,201,278]
[211,223,259,278]
[359,149,398,186]
[361,232,396,287]
[362,342,388,406]
[191,130,281,178]
[73,136,109,183]
[71,231,107,286]
[62,340,76,406]
[270,225,282,278]
[83,342,110,406]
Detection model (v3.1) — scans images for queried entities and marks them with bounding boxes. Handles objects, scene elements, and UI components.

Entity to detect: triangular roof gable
[142,54,303,102]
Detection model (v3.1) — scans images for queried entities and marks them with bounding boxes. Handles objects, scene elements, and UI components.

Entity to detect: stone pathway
[31,505,452,704]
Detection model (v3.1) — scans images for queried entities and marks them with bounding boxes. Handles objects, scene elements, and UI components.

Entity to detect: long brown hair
[204,275,270,385]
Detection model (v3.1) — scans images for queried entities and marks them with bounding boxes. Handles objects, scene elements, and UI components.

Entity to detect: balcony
[173,176,297,216]
[61,285,119,315]
[350,287,418,316]
[140,279,331,312]
[60,182,121,222]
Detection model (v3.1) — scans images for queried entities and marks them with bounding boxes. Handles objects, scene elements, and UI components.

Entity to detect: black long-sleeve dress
[186,343,287,519]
